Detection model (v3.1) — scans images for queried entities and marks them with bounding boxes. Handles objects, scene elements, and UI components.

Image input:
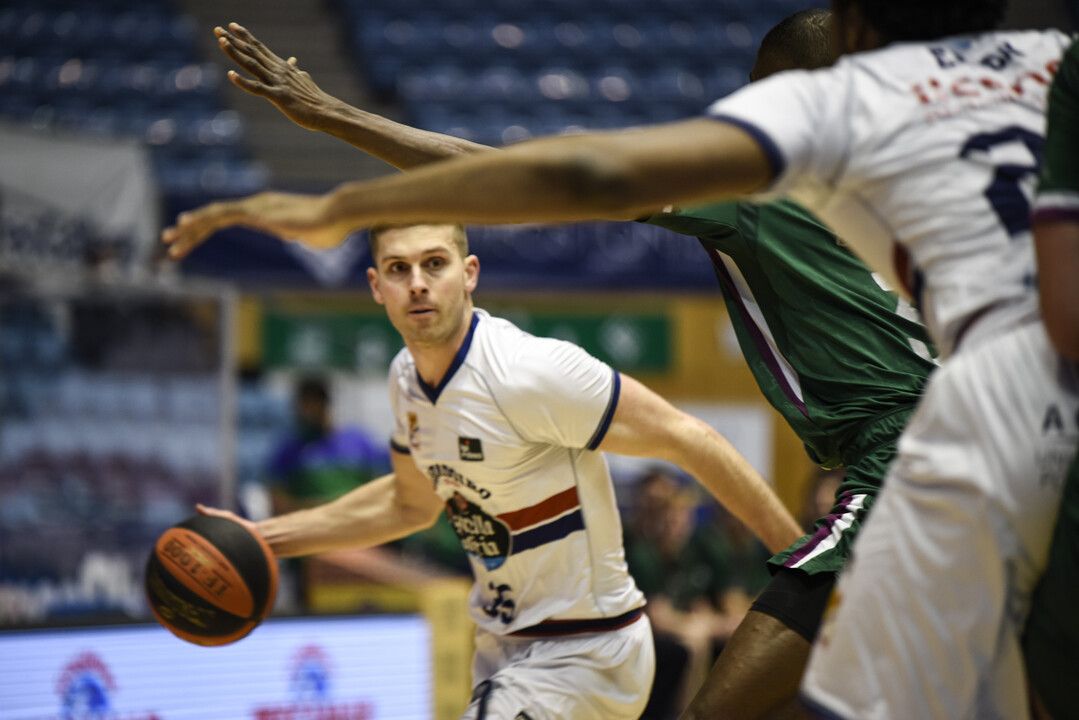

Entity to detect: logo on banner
[253,645,375,720]
[56,652,159,720]
[57,652,115,720]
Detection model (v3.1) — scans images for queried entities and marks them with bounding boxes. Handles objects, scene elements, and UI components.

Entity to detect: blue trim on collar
[389,438,411,455]
[705,112,786,181]
[586,369,621,450]
[417,311,480,404]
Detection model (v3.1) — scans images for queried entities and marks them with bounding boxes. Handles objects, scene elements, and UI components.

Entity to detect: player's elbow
[551,150,641,219]
[400,497,442,531]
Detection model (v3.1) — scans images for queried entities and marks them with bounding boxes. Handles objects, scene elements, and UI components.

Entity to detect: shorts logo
[458,437,484,461]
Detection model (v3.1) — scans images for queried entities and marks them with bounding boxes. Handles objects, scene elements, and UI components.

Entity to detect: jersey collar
[417,310,480,404]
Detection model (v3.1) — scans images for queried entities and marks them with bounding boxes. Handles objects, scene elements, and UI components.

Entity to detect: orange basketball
[145,514,278,646]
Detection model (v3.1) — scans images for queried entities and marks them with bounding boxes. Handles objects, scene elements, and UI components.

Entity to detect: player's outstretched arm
[201,451,442,558]
[214,22,491,169]
[162,118,772,258]
[598,374,801,553]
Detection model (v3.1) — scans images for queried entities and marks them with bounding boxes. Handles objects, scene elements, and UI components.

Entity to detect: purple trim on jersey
[784,491,856,567]
[417,311,480,404]
[709,249,809,417]
[511,606,644,637]
[800,694,852,720]
[586,369,621,450]
[511,509,585,554]
[390,438,410,455]
[1032,207,1079,224]
[706,112,786,180]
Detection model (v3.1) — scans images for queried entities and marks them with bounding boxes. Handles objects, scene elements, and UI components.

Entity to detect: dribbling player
[164,1,1078,716]
[201,224,800,719]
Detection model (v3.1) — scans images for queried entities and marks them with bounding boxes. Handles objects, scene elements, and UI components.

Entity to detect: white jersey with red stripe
[388,309,644,636]
[707,29,1072,357]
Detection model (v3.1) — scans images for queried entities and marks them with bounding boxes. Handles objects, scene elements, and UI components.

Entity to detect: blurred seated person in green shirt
[624,471,771,717]
[268,376,390,513]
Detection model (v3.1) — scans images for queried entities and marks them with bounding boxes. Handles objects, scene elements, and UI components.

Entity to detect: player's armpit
[1034,219,1079,361]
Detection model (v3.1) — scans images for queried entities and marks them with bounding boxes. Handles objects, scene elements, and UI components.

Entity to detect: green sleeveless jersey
[1034,39,1079,219]
[644,200,936,469]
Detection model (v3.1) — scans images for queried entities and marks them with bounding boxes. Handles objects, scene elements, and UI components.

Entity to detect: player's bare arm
[200,450,442,558]
[1034,220,1079,361]
[215,22,489,169]
[162,118,773,257]
[598,374,801,553]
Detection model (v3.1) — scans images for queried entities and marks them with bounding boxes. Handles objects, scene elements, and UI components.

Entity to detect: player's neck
[408,305,475,388]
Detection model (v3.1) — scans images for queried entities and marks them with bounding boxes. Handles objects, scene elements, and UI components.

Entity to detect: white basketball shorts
[801,321,1079,720]
[461,613,655,719]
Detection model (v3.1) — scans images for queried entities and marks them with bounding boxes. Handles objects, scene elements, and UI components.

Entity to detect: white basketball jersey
[388,310,644,635]
[708,30,1072,357]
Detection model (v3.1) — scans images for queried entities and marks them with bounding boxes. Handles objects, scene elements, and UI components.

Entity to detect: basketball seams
[147,515,278,646]
[155,527,256,618]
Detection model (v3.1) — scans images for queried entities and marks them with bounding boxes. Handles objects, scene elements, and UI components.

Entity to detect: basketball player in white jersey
[165,1,1079,715]
[201,223,801,719]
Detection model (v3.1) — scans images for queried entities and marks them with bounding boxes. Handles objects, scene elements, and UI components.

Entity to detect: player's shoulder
[471,310,601,392]
[844,29,1070,78]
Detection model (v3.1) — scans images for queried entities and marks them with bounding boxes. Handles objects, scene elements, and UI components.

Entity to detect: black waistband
[510,606,645,638]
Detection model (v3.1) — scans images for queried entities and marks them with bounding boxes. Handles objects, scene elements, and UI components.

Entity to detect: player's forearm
[320,120,769,227]
[1035,220,1079,361]
[256,474,436,557]
[668,417,801,553]
[317,101,494,169]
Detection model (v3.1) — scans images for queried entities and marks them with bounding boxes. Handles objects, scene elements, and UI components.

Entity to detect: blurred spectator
[267,376,389,513]
[267,376,390,609]
[799,467,845,531]
[624,470,770,718]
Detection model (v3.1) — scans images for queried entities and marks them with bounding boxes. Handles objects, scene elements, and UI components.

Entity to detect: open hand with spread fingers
[213,22,342,132]
[160,191,356,259]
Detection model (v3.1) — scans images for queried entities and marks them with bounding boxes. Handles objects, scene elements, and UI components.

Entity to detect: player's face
[367,225,479,348]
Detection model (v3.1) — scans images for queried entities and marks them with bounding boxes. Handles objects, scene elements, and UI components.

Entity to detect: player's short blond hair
[368,224,469,263]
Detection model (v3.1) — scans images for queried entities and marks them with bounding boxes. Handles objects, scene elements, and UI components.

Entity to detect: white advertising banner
[0,121,159,267]
[0,615,431,720]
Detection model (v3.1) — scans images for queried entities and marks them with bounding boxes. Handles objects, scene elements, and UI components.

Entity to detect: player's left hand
[161,191,354,258]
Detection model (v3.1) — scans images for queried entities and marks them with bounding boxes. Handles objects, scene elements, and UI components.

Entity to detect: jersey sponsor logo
[428,463,492,499]
[1041,404,1079,434]
[443,485,588,570]
[458,436,484,461]
[911,55,1060,118]
[445,492,513,570]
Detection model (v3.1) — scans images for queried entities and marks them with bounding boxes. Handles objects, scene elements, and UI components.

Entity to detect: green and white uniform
[1025,37,1079,720]
[644,199,936,574]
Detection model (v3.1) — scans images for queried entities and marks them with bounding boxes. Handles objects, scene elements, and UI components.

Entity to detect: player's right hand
[213,22,340,133]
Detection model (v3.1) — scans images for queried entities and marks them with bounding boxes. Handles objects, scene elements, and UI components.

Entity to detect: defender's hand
[161,191,352,259]
[214,22,341,132]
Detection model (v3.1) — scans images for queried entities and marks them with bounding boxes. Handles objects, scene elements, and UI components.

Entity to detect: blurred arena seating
[333,0,807,144]
[0,0,267,198]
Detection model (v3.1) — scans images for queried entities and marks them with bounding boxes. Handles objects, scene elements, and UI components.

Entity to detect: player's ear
[367,266,385,305]
[463,254,480,293]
